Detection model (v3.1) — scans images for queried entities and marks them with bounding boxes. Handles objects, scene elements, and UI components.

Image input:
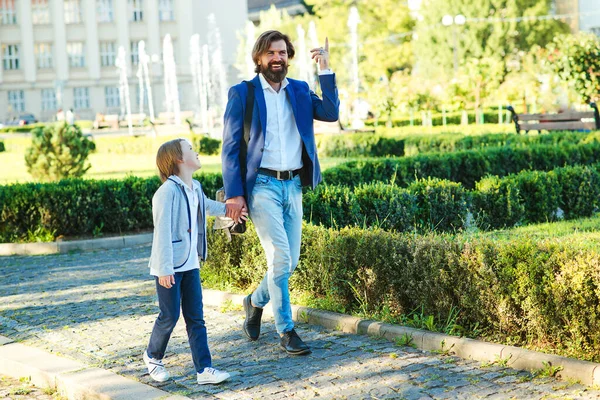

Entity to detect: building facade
[554,0,600,34]
[0,0,247,122]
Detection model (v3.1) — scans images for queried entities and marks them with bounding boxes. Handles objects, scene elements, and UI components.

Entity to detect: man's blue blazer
[221,73,340,200]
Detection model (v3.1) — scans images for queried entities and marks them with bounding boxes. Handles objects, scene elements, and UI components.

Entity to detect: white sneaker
[143,351,170,382]
[197,367,230,385]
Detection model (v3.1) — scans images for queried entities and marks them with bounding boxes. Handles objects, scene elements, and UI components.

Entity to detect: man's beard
[261,61,288,83]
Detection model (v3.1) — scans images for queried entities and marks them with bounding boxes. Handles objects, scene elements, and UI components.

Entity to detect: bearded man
[221,30,339,355]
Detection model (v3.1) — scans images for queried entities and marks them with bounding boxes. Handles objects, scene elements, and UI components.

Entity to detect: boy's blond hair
[156,138,185,182]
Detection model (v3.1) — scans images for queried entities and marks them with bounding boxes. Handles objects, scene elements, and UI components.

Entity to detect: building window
[0,0,17,25]
[97,0,113,22]
[67,42,85,68]
[591,27,600,37]
[2,44,19,70]
[8,90,25,112]
[105,87,120,108]
[64,0,82,24]
[41,88,57,111]
[99,41,116,67]
[32,0,50,24]
[34,43,53,69]
[129,0,143,22]
[73,87,90,109]
[130,41,139,65]
[158,0,174,21]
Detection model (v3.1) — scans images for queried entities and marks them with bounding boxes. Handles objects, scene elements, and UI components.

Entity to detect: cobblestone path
[1,246,599,399]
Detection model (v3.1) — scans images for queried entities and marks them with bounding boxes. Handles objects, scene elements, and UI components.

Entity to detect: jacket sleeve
[311,74,340,122]
[221,86,246,200]
[203,191,226,217]
[149,186,175,277]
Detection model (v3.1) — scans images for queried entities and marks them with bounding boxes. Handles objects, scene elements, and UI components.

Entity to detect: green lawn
[0,135,349,184]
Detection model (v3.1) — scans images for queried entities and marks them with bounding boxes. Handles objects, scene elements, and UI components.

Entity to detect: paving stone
[1,245,600,399]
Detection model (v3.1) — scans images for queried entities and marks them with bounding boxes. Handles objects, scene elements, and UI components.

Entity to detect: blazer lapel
[251,75,267,138]
[284,82,299,129]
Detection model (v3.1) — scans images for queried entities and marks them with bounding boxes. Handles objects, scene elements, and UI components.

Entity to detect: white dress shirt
[258,70,334,172]
[258,73,303,171]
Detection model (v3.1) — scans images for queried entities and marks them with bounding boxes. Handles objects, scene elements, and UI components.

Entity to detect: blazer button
[254,168,258,172]
[260,147,264,152]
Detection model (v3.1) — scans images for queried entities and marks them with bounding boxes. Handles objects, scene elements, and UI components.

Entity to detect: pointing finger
[324,37,329,52]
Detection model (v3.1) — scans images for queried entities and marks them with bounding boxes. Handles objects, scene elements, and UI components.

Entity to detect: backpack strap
[239,80,255,193]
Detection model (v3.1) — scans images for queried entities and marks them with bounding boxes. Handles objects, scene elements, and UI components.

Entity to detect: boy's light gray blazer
[148,177,226,277]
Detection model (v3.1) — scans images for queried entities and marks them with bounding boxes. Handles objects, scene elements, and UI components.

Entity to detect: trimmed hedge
[402,131,589,155]
[307,164,600,233]
[365,109,503,127]
[322,142,600,189]
[317,131,589,158]
[0,172,223,242]
[317,133,405,157]
[2,163,599,242]
[204,221,600,361]
[0,141,4,152]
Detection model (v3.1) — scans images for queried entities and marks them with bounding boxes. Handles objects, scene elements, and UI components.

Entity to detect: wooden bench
[118,113,146,128]
[313,120,376,135]
[507,103,600,134]
[157,111,194,125]
[93,113,119,130]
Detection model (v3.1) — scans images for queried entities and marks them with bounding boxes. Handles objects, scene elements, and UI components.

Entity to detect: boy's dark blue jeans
[147,268,211,373]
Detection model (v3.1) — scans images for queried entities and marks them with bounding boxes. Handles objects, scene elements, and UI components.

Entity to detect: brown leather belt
[258,168,301,180]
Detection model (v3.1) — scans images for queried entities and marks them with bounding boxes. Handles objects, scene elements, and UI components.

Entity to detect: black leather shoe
[242,294,262,341]
[280,329,311,355]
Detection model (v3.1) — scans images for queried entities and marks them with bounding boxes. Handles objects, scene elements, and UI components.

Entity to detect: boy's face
[179,140,201,171]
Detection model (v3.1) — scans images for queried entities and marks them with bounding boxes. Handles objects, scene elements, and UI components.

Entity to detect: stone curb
[202,289,600,387]
[0,335,189,400]
[0,233,153,256]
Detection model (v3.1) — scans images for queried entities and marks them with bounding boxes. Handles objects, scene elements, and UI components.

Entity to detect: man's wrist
[318,68,333,75]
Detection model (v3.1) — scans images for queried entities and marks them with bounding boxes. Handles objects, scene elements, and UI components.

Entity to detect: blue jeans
[146,268,211,372]
[248,173,303,334]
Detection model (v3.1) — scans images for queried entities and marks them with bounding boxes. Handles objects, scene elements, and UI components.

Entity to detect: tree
[304,0,414,88]
[414,0,569,81]
[25,123,96,182]
[545,33,600,104]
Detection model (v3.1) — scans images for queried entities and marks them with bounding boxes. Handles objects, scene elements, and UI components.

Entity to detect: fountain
[307,21,320,90]
[115,46,133,135]
[245,21,256,78]
[190,34,209,133]
[348,6,364,129]
[137,40,155,124]
[162,34,181,125]
[295,25,313,87]
[207,14,228,122]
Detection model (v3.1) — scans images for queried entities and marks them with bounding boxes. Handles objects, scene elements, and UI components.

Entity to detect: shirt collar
[169,175,198,191]
[259,73,289,93]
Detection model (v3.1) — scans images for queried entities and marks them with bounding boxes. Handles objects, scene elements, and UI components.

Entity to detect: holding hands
[310,37,330,71]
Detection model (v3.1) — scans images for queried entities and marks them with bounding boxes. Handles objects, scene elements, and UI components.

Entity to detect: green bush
[366,109,503,127]
[192,134,221,155]
[472,176,525,230]
[323,142,600,189]
[0,141,5,152]
[408,178,470,232]
[203,222,600,361]
[401,131,589,156]
[554,165,600,219]
[25,123,96,181]
[0,123,46,133]
[317,133,405,157]
[0,172,222,242]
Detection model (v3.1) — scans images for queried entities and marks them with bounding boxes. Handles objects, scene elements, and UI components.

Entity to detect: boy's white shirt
[170,175,200,273]
[148,175,226,277]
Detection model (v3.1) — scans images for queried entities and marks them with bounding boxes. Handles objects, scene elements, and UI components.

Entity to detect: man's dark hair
[252,30,295,73]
